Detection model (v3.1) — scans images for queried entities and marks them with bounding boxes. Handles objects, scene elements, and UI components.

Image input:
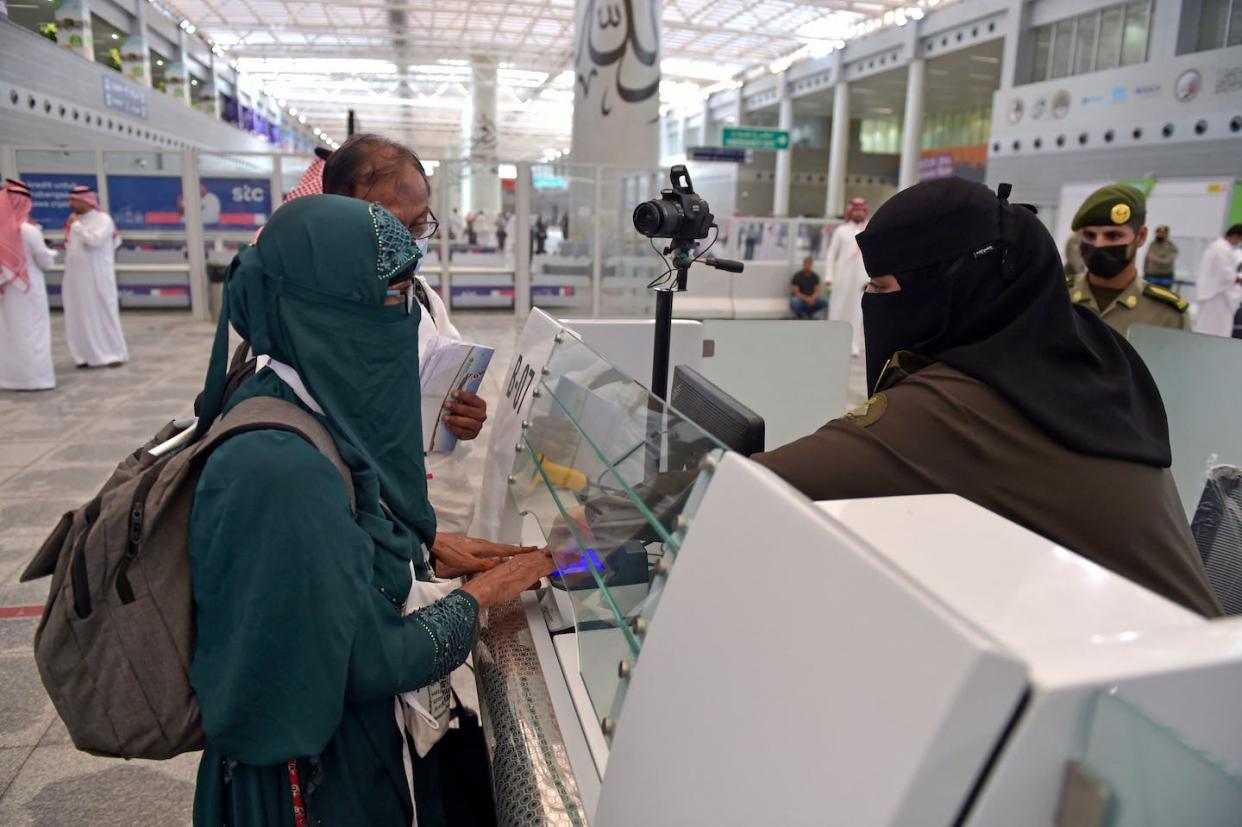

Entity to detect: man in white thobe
[1193,224,1242,337]
[0,179,57,390]
[62,186,128,367]
[825,196,870,357]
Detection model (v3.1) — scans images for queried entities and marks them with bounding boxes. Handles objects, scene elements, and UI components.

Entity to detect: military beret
[1072,183,1146,230]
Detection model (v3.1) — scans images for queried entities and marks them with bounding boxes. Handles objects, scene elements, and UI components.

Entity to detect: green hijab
[196,194,436,547]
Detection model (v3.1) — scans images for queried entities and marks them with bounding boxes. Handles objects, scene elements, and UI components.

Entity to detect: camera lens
[633,200,675,237]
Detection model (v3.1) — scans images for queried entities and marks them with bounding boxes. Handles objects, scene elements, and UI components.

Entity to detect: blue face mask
[410,238,429,279]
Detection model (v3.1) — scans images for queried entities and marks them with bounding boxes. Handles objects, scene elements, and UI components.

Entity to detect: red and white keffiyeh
[284,157,325,203]
[0,180,31,294]
[63,185,119,244]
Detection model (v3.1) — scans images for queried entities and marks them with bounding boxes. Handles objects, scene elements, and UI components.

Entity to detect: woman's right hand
[460,549,557,610]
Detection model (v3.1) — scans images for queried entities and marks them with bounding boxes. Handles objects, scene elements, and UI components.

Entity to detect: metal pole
[591,165,603,317]
[95,150,108,211]
[181,149,209,321]
[514,160,532,318]
[270,154,282,213]
[437,160,452,312]
[348,109,356,136]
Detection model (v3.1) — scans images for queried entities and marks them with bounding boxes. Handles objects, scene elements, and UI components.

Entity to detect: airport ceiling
[165,0,942,158]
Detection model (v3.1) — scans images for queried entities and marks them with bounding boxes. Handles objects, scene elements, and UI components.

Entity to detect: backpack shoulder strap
[198,396,357,513]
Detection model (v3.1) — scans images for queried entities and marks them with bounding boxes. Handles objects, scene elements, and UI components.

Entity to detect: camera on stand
[632,166,714,241]
[631,165,743,402]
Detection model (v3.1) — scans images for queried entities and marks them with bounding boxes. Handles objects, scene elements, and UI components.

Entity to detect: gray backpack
[21,395,355,760]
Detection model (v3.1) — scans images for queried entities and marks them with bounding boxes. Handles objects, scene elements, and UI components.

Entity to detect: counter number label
[506,354,537,412]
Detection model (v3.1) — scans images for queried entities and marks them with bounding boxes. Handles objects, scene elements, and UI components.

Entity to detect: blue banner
[24,173,99,229]
[199,177,272,229]
[106,175,185,230]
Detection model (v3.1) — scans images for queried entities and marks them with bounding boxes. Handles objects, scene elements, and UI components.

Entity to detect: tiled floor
[0,310,865,824]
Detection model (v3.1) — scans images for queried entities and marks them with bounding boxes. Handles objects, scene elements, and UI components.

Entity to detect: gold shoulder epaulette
[844,394,888,428]
[1143,283,1189,313]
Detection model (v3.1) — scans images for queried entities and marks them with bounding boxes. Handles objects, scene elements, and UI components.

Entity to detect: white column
[122,0,152,87]
[898,58,926,191]
[826,80,850,218]
[168,29,193,106]
[999,0,1030,89]
[701,98,713,145]
[56,0,94,60]
[201,53,222,119]
[571,0,661,165]
[773,73,794,217]
[678,114,689,156]
[467,57,501,217]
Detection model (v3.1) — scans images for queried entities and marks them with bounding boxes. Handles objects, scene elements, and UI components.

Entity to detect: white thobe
[0,224,57,390]
[1193,238,1242,337]
[62,210,129,366]
[414,275,478,535]
[825,219,868,355]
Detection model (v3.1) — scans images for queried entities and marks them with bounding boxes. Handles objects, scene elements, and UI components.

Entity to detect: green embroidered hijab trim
[196,194,436,548]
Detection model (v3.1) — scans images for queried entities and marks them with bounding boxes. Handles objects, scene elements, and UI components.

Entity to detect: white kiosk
[472,310,1242,827]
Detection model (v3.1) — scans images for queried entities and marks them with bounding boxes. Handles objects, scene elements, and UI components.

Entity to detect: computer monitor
[669,365,765,458]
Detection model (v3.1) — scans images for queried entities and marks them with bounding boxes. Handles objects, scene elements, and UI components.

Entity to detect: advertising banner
[199,178,272,228]
[918,145,987,183]
[106,175,184,230]
[23,173,99,228]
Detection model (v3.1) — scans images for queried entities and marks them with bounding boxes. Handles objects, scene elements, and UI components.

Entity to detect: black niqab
[856,177,1172,468]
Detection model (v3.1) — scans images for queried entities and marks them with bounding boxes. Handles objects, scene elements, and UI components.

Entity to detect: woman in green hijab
[189,194,553,825]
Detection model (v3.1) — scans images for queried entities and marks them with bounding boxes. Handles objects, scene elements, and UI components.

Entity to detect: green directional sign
[722,127,791,151]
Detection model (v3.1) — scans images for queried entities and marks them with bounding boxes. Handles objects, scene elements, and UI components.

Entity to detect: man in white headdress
[62,185,128,367]
[0,179,58,390]
[1193,224,1242,337]
[825,196,869,357]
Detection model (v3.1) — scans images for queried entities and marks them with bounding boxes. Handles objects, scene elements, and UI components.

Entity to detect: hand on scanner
[432,532,538,578]
[459,549,557,609]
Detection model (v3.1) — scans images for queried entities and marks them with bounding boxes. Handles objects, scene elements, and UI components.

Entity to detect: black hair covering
[856,177,1172,468]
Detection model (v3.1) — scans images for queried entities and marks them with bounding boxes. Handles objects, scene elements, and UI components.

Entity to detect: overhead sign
[102,75,149,120]
[687,146,749,163]
[722,127,790,151]
[532,176,567,190]
[23,173,99,228]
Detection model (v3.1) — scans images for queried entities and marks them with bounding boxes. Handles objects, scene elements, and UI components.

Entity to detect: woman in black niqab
[856,177,1172,468]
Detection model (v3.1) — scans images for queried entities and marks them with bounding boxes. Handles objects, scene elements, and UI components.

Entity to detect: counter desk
[470,310,1242,827]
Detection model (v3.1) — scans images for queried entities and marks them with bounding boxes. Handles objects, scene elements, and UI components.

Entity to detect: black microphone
[705,256,744,273]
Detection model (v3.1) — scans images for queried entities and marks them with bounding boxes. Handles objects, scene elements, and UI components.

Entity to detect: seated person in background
[189,195,555,825]
[790,256,828,319]
[753,177,1221,617]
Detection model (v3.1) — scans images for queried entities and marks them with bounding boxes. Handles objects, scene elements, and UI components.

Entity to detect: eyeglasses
[410,208,439,241]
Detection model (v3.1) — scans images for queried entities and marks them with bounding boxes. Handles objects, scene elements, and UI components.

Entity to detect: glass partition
[1073,690,1242,824]
[1127,325,1242,519]
[509,333,724,738]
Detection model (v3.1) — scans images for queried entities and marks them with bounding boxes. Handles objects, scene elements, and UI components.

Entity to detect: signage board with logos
[102,75,149,119]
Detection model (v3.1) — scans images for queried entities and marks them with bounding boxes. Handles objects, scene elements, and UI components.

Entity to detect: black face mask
[861,271,954,393]
[1080,241,1134,278]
